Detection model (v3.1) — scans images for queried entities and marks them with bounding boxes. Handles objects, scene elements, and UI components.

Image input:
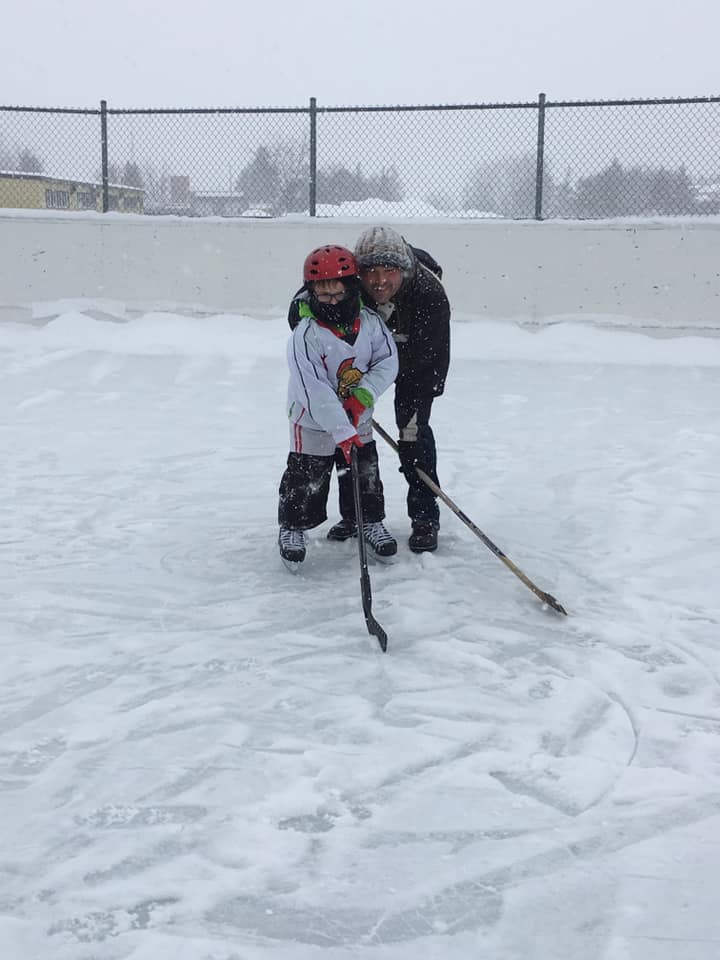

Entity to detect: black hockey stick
[350,445,389,651]
[372,418,567,615]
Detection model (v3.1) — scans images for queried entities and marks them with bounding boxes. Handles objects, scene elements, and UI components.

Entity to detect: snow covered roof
[0,170,143,192]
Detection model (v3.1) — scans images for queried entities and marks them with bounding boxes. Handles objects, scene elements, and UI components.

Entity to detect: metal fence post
[309,96,317,217]
[534,91,546,220]
[100,99,109,213]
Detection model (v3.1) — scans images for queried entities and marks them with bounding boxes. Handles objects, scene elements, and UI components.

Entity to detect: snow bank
[5,309,720,368]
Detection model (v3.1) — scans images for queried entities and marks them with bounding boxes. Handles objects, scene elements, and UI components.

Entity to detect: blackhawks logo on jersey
[336,357,363,399]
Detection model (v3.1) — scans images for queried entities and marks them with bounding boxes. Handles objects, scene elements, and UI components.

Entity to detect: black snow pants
[279,440,386,530]
[335,397,440,526]
[395,394,440,526]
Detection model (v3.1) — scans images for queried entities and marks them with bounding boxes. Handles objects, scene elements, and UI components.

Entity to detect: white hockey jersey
[286,305,398,457]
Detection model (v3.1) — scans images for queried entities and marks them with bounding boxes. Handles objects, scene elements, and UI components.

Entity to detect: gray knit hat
[354,226,414,273]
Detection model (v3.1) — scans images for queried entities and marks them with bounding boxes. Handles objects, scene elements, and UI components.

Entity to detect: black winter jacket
[366,256,450,407]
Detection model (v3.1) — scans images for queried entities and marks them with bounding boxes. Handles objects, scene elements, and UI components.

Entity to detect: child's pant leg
[278,452,335,529]
[335,440,386,524]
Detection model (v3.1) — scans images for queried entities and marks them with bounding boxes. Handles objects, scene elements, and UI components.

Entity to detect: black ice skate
[279,527,306,572]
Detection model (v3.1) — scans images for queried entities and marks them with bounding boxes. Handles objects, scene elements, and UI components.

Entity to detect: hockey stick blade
[536,591,567,616]
[361,584,388,651]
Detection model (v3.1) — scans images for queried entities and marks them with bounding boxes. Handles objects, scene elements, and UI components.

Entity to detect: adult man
[330,226,450,553]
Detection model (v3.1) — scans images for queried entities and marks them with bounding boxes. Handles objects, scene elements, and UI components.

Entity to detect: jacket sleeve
[359,312,399,404]
[287,325,357,444]
[287,289,305,330]
[427,286,450,396]
[401,285,450,399]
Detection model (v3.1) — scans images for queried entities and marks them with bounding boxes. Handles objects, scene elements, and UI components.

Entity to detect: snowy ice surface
[1,302,720,960]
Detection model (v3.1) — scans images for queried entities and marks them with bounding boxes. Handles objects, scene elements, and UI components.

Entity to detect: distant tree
[575,159,630,217]
[367,165,404,202]
[121,161,144,188]
[235,146,281,211]
[351,163,371,200]
[104,162,121,184]
[462,159,503,213]
[546,167,577,218]
[17,147,43,173]
[271,139,308,213]
[234,140,310,214]
[236,142,406,213]
[463,153,552,218]
[139,163,169,207]
[574,159,698,218]
[318,165,367,204]
[317,163,404,206]
[0,135,15,170]
[694,173,720,214]
[426,189,457,214]
[503,153,552,218]
[645,165,696,215]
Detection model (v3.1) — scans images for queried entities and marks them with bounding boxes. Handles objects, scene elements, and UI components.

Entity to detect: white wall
[2,210,719,325]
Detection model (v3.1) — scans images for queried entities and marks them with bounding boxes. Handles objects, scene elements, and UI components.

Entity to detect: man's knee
[398,412,419,442]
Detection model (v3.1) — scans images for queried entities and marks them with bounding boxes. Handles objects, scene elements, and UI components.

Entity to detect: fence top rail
[2,94,719,117]
[0,105,100,115]
[315,100,540,112]
[105,106,311,116]
[545,95,720,108]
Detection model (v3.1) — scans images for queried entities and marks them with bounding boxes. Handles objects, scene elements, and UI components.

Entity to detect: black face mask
[309,285,360,330]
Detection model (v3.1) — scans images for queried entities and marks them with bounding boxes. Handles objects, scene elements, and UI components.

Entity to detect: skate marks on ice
[46,895,181,944]
[10,566,717,952]
[203,641,709,949]
[18,607,717,953]
[4,327,720,955]
[204,792,720,948]
[0,734,67,792]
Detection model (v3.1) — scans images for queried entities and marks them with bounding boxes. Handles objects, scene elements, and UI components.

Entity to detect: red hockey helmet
[303,245,358,282]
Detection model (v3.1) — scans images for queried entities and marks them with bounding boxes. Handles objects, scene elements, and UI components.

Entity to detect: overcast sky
[3,0,720,109]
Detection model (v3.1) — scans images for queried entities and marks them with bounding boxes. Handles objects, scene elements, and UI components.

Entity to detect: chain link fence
[2,95,719,219]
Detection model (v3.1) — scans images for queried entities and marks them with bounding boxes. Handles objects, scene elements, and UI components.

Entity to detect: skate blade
[281,556,304,574]
[368,551,396,566]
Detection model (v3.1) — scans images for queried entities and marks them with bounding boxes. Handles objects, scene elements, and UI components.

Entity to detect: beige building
[0,171,144,213]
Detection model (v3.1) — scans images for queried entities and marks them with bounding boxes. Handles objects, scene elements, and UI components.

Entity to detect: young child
[278,244,398,567]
